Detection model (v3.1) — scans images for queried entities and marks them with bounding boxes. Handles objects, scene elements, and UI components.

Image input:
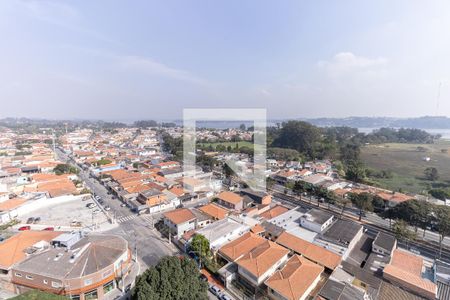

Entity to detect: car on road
[219,294,232,300]
[86,203,96,209]
[42,227,54,231]
[98,199,104,205]
[104,206,111,211]
[19,226,31,231]
[26,217,35,224]
[208,285,221,296]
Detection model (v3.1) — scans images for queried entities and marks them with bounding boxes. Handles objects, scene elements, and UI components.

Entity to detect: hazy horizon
[2,1,450,120]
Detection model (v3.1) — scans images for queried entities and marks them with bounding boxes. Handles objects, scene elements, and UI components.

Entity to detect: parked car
[125,284,131,293]
[42,227,54,231]
[98,199,104,205]
[33,217,41,224]
[93,208,100,214]
[220,294,232,300]
[0,236,5,242]
[208,285,221,296]
[120,203,126,207]
[18,226,31,231]
[70,220,82,227]
[26,217,35,224]
[104,206,111,211]
[86,203,95,209]
[199,274,208,282]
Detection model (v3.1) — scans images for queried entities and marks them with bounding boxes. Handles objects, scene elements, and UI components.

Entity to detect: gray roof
[319,280,366,300]
[14,235,128,279]
[302,208,333,225]
[322,219,362,246]
[373,231,396,253]
[140,188,163,198]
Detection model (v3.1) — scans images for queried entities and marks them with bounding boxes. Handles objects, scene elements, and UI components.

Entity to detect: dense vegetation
[134,120,158,128]
[53,163,79,175]
[132,256,208,300]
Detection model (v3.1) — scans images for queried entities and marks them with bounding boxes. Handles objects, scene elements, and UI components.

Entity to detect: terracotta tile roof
[199,203,229,220]
[0,198,26,211]
[163,208,196,225]
[259,205,289,220]
[219,232,267,262]
[168,186,186,197]
[276,232,341,270]
[0,231,62,269]
[265,255,324,300]
[250,224,265,235]
[216,191,243,205]
[236,240,289,278]
[383,249,436,297]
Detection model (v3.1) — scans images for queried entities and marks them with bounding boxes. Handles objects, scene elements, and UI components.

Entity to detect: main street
[55,148,179,270]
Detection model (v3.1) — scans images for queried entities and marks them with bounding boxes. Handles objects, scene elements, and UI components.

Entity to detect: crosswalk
[116,214,155,224]
[116,214,138,223]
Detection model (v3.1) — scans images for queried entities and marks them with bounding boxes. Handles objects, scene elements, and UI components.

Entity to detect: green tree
[349,192,373,221]
[189,234,210,265]
[345,161,366,183]
[272,121,321,159]
[132,256,208,300]
[424,167,439,181]
[53,163,78,175]
[429,188,450,200]
[393,219,416,248]
[435,206,450,257]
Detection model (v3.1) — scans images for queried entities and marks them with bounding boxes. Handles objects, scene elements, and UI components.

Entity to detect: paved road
[272,192,450,263]
[56,148,180,270]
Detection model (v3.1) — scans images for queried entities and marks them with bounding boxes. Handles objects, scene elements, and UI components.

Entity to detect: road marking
[117,215,138,223]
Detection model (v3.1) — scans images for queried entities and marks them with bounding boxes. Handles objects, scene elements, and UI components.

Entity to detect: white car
[208,285,221,296]
[120,203,126,207]
[104,206,111,211]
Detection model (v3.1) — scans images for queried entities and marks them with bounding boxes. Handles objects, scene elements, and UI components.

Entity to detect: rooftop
[13,234,128,279]
[236,240,289,278]
[198,203,229,220]
[265,255,324,300]
[276,231,341,270]
[218,232,267,262]
[321,219,363,246]
[163,208,196,225]
[0,231,62,270]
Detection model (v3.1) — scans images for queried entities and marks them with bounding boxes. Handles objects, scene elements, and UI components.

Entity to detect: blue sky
[1,0,450,120]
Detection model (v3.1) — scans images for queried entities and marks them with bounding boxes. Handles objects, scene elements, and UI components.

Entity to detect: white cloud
[317,52,387,76]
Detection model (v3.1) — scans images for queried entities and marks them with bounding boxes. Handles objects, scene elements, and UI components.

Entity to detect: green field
[361,141,450,193]
[198,141,253,149]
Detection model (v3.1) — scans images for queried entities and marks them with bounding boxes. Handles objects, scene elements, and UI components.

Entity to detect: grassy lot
[198,141,253,149]
[361,141,450,194]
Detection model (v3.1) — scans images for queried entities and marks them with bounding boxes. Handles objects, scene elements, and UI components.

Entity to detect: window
[69,295,80,300]
[43,279,48,284]
[103,280,114,294]
[84,278,93,286]
[25,275,33,280]
[52,281,62,288]
[84,289,98,300]
[15,273,22,277]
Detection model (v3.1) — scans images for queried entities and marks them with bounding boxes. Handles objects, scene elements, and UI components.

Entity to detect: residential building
[218,232,267,262]
[163,208,197,238]
[299,208,334,234]
[195,218,250,251]
[372,232,397,256]
[216,191,244,210]
[265,255,323,300]
[11,234,131,300]
[383,249,437,299]
[236,240,289,288]
[198,203,229,220]
[276,232,341,271]
[240,189,272,205]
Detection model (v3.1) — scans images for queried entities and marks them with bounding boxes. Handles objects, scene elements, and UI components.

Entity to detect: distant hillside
[301,116,450,129]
